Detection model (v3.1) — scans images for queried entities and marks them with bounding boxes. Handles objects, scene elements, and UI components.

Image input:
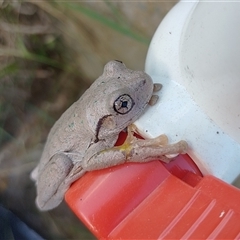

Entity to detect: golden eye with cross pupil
[113,94,135,114]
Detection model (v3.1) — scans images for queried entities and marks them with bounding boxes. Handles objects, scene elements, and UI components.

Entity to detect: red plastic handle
[65,131,240,239]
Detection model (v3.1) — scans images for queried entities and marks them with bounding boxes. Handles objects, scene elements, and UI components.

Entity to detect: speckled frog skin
[31,60,188,211]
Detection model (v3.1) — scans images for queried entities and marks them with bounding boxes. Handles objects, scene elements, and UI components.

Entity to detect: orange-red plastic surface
[65,131,240,239]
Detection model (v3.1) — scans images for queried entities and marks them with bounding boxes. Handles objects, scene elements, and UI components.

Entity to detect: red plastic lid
[65,131,240,239]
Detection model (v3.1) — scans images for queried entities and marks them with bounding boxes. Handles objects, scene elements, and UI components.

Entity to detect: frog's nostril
[114,60,123,64]
[139,79,146,87]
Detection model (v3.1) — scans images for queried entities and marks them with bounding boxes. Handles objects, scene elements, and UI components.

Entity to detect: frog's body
[31,60,188,211]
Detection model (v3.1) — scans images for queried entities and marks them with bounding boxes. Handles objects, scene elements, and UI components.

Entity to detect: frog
[31,60,188,211]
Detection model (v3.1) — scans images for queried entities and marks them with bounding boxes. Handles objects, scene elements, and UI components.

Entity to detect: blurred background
[0,1,178,239]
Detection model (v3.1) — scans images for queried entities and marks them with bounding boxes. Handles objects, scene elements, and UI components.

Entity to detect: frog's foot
[124,124,138,144]
[124,125,188,163]
[127,139,188,163]
[126,124,169,147]
[30,165,39,182]
[148,83,162,106]
[36,153,74,211]
[153,83,162,92]
[148,95,159,106]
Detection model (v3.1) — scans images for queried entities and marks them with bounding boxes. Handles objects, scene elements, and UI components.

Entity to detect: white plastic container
[136,0,240,183]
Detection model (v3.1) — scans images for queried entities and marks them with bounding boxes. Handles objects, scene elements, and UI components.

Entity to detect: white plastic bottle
[136,0,240,183]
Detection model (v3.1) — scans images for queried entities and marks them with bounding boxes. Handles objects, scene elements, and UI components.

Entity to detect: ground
[0,1,177,239]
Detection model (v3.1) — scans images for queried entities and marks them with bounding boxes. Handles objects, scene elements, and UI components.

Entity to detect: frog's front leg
[36,153,78,211]
[126,139,188,163]
[81,137,188,172]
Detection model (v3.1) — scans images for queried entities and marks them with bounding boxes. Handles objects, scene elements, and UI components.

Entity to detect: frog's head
[86,60,154,140]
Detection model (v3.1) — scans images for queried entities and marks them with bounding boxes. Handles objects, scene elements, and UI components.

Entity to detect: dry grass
[0,1,176,239]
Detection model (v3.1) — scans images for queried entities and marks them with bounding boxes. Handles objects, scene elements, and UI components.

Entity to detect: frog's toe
[155,134,168,145]
[178,140,188,153]
[30,166,38,182]
[148,95,159,106]
[153,83,162,92]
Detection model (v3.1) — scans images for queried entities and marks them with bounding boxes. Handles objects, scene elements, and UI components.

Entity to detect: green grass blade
[63,2,150,45]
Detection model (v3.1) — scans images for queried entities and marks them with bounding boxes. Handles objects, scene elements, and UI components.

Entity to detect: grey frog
[31,60,188,211]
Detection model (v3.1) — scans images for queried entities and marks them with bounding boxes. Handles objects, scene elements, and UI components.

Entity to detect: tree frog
[31,60,188,211]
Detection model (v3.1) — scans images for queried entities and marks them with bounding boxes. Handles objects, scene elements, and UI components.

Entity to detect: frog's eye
[113,94,135,114]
